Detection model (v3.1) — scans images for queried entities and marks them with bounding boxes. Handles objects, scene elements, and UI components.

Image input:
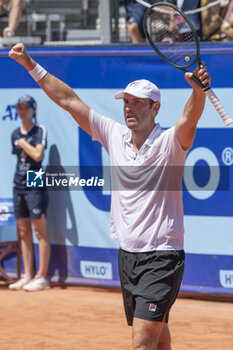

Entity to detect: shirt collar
[145,123,162,146]
[123,123,162,146]
[20,123,36,135]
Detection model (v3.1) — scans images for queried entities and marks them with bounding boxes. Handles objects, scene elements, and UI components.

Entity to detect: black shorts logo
[149,304,157,312]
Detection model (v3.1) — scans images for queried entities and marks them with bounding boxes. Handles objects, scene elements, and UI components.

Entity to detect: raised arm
[175,64,211,150]
[9,43,91,135]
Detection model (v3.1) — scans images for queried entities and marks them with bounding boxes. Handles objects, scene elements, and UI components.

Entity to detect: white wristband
[28,63,47,82]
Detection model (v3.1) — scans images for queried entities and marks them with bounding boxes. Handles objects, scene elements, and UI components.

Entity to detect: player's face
[123,94,159,131]
[17,103,35,121]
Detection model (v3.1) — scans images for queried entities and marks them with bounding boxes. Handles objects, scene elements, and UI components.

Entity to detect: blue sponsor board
[0,198,15,226]
[1,244,120,286]
[3,242,233,294]
[183,253,233,295]
[183,128,233,216]
[2,104,18,121]
[1,43,233,89]
[0,198,17,246]
[48,246,119,286]
[79,128,111,211]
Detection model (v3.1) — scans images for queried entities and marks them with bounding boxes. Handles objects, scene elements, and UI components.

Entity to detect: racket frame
[143,2,206,89]
[143,1,233,127]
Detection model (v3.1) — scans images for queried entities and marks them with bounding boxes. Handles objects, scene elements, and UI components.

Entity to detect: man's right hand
[9,43,36,71]
[9,43,91,135]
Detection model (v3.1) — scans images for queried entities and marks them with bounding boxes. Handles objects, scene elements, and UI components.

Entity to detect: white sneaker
[23,277,50,292]
[3,27,15,38]
[9,276,32,290]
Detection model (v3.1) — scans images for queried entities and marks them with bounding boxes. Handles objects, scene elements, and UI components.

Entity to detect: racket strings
[145,7,197,67]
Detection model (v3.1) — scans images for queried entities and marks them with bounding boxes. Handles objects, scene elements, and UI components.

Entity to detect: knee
[133,335,161,350]
[128,22,139,36]
[34,228,49,242]
[133,319,165,350]
[34,229,44,240]
[133,340,151,350]
[133,330,160,350]
[33,215,49,241]
[19,228,31,241]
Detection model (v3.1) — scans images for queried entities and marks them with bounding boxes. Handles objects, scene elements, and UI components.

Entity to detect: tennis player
[9,43,210,349]
[9,94,51,292]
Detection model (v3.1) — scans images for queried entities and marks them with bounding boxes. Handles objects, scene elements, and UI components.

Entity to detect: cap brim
[114,90,150,100]
[114,91,125,100]
[16,102,28,106]
[16,102,32,108]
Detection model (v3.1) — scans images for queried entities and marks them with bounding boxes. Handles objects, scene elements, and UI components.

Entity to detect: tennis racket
[143,2,233,127]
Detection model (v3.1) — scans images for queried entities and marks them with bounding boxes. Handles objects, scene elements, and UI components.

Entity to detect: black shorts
[118,248,185,326]
[13,189,48,220]
[124,0,148,38]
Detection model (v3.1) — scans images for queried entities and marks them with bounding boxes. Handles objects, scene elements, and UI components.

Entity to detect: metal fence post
[98,0,111,43]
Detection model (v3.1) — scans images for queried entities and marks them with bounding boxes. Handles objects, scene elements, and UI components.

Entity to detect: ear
[153,101,160,114]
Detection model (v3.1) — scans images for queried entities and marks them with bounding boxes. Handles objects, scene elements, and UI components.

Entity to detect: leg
[132,317,171,350]
[17,217,34,278]
[128,22,146,43]
[157,323,171,350]
[4,0,25,36]
[32,214,51,278]
[119,250,184,349]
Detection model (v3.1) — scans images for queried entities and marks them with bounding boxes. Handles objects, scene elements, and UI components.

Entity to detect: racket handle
[205,88,233,127]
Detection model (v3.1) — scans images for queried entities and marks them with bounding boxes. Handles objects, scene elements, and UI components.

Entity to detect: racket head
[143,2,201,70]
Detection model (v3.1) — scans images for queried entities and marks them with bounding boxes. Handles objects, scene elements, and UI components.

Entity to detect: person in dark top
[124,0,151,43]
[168,0,202,39]
[9,95,51,291]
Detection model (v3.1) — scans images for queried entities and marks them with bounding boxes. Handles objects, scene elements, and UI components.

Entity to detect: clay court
[1,285,233,350]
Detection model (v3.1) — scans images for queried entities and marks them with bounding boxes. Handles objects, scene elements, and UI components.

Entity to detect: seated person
[221,0,233,40]
[168,0,202,39]
[124,0,152,43]
[0,0,29,37]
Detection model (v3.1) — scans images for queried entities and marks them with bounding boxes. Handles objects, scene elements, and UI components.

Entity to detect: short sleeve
[11,131,18,154]
[161,126,191,164]
[89,109,117,153]
[37,125,47,148]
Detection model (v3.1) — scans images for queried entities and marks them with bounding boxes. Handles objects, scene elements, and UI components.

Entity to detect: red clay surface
[1,285,233,349]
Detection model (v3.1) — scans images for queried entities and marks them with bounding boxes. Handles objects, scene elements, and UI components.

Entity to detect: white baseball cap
[114,79,161,102]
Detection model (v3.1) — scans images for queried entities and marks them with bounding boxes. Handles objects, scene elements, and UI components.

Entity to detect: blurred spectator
[201,0,222,40]
[0,0,29,37]
[221,0,233,40]
[168,0,202,39]
[124,0,152,43]
[200,0,231,41]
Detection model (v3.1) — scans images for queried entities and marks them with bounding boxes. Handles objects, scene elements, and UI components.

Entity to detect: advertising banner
[0,44,233,293]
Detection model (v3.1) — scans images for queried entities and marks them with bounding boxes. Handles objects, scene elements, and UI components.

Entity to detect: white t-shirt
[89,109,188,252]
